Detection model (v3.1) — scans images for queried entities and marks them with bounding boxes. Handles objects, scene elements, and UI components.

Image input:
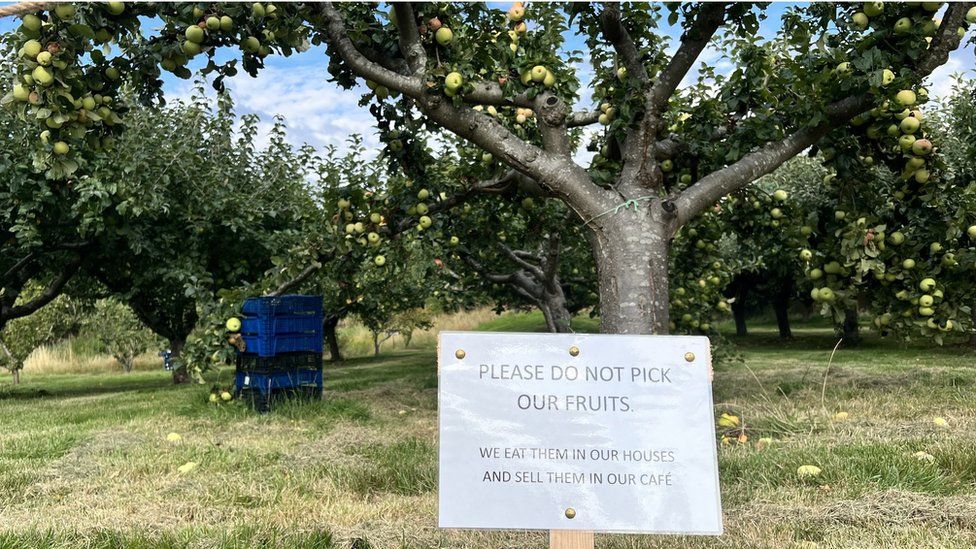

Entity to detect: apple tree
[4,1,975,337]
[83,298,160,373]
[0,286,87,384]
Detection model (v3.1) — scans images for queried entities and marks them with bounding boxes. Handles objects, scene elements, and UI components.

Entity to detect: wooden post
[550,530,594,548]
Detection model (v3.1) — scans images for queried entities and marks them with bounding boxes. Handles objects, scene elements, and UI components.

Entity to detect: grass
[1,312,975,547]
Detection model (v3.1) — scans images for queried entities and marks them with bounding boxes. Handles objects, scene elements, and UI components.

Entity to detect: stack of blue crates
[235,295,324,412]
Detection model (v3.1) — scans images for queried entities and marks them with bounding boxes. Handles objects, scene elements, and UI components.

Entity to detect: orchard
[3,1,975,343]
[1,2,976,545]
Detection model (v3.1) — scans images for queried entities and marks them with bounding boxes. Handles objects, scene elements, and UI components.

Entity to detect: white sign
[438,332,722,534]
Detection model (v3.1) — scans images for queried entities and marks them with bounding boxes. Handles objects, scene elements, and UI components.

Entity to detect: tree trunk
[842,309,860,346]
[323,315,342,362]
[169,338,189,384]
[540,283,573,333]
[11,368,20,385]
[969,303,976,350]
[772,280,792,339]
[372,332,380,357]
[403,331,413,348]
[588,214,671,334]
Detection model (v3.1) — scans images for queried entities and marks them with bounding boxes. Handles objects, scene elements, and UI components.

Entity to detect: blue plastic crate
[239,294,324,357]
[235,368,323,396]
[241,314,322,337]
[241,332,324,357]
[242,295,323,317]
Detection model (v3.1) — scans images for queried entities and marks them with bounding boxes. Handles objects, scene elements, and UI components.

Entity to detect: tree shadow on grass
[0,374,183,402]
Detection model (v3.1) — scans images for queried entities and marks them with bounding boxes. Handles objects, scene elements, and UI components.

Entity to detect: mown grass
[1,313,975,547]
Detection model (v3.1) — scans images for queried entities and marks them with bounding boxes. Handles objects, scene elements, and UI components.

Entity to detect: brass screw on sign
[684,352,696,362]
[455,349,466,359]
[565,507,577,519]
[569,346,580,357]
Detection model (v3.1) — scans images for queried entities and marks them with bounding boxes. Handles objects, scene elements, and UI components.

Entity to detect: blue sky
[2,3,974,159]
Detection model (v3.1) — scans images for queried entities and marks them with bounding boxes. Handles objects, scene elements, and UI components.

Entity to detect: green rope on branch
[580,195,656,227]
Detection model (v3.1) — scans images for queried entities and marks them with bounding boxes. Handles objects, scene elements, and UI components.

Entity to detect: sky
[2,3,974,160]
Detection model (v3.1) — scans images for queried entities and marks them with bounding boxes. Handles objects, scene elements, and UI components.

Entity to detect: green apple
[894,17,912,34]
[367,232,380,244]
[54,4,76,19]
[851,12,869,29]
[225,317,241,332]
[220,391,232,401]
[209,393,219,403]
[902,258,916,270]
[435,27,453,45]
[911,138,932,156]
[836,62,852,76]
[415,203,429,215]
[106,2,125,15]
[220,15,234,32]
[824,261,842,274]
[770,208,783,219]
[12,84,29,102]
[206,16,221,31]
[881,68,895,86]
[186,25,205,43]
[929,242,942,254]
[921,2,941,12]
[896,289,910,300]
[508,6,525,22]
[660,159,673,172]
[899,116,920,134]
[530,65,548,82]
[898,134,916,151]
[522,197,535,209]
[242,36,261,53]
[906,157,925,170]
[800,249,813,262]
[914,169,930,184]
[36,50,52,66]
[345,223,355,234]
[252,2,266,17]
[918,306,934,317]
[919,294,934,307]
[967,225,976,239]
[863,2,883,17]
[22,13,42,31]
[773,189,788,201]
[183,40,202,56]
[53,141,69,155]
[818,287,835,302]
[419,215,432,228]
[543,70,555,88]
[445,72,463,91]
[894,108,910,120]
[800,225,813,236]
[22,39,42,59]
[895,89,917,107]
[374,255,386,266]
[353,222,365,234]
[835,210,846,221]
[337,198,350,209]
[370,212,382,224]
[449,236,460,246]
[968,6,976,24]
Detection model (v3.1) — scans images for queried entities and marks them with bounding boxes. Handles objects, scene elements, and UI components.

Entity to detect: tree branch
[393,3,427,75]
[648,3,727,114]
[673,5,972,228]
[567,110,601,128]
[2,258,80,322]
[321,2,615,221]
[499,242,544,278]
[270,259,327,296]
[319,3,423,97]
[599,3,648,85]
